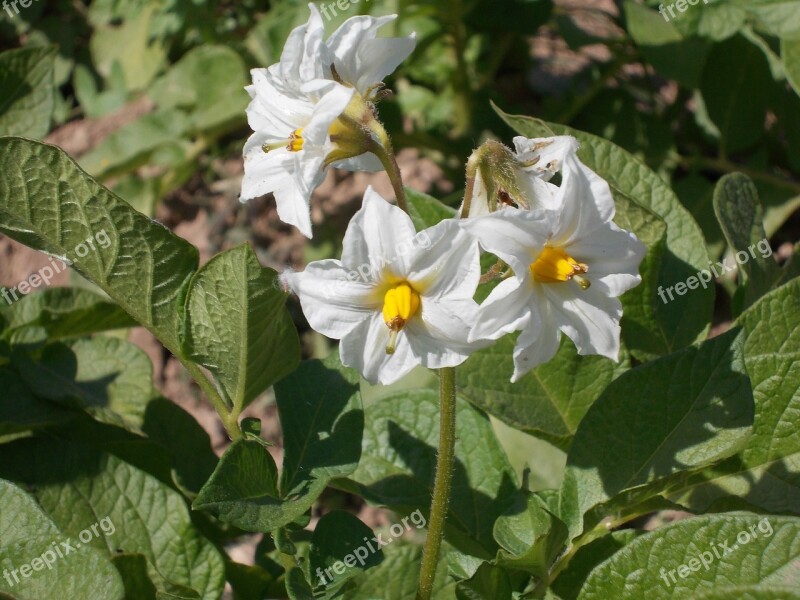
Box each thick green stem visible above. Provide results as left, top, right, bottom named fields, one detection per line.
left=416, top=367, right=457, bottom=600
left=369, top=135, right=409, bottom=213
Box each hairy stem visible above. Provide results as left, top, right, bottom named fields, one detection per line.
left=182, top=360, right=242, bottom=441
left=369, top=135, right=409, bottom=214
left=416, top=367, right=457, bottom=600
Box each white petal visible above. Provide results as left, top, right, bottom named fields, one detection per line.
left=406, top=299, right=481, bottom=369
left=326, top=14, right=415, bottom=95
left=340, top=312, right=419, bottom=385
left=542, top=283, right=622, bottom=361
left=405, top=220, right=481, bottom=300
left=330, top=152, right=383, bottom=173
left=567, top=222, right=646, bottom=297
left=511, top=300, right=561, bottom=382
left=301, top=81, right=354, bottom=146
left=279, top=4, right=330, bottom=86
left=460, top=209, right=551, bottom=275
left=550, top=151, right=616, bottom=246
left=246, top=69, right=309, bottom=134
left=469, top=277, right=532, bottom=343
left=285, top=260, right=378, bottom=338
left=340, top=187, right=417, bottom=279
left=458, top=168, right=492, bottom=217
left=513, top=135, right=579, bottom=182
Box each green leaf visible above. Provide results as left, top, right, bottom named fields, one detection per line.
left=148, top=46, right=248, bottom=133
left=667, top=279, right=800, bottom=515
left=492, top=492, right=568, bottom=578
left=559, top=328, right=754, bottom=540
left=0, top=479, right=125, bottom=599
left=712, top=173, right=782, bottom=313
left=693, top=586, right=800, bottom=600
left=0, top=46, right=56, bottom=138
left=343, top=389, right=518, bottom=557
left=183, top=244, right=299, bottom=411
left=13, top=336, right=155, bottom=432
left=0, top=287, right=135, bottom=341
left=195, top=353, right=363, bottom=532
left=782, top=36, right=800, bottom=97
left=275, top=352, right=363, bottom=515
left=577, top=514, right=800, bottom=599
left=493, top=104, right=714, bottom=355
left=455, top=563, right=513, bottom=600
left=0, top=440, right=225, bottom=599
left=550, top=530, right=640, bottom=600
left=286, top=568, right=315, bottom=600
left=112, top=553, right=201, bottom=600
left=78, top=110, right=191, bottom=179
left=405, top=187, right=456, bottom=231
left=697, top=3, right=748, bottom=41
left=0, top=137, right=199, bottom=354
left=0, top=366, right=75, bottom=434
left=738, top=0, right=800, bottom=37
left=458, top=336, right=627, bottom=449
left=700, top=35, right=775, bottom=153
left=309, top=511, right=383, bottom=594
left=342, top=545, right=457, bottom=599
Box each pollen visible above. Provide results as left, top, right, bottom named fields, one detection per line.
left=531, top=246, right=589, bottom=286
left=382, top=282, right=421, bottom=354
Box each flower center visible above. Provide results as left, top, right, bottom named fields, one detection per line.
left=261, top=128, right=304, bottom=153
left=530, top=246, right=590, bottom=289
left=382, top=282, right=421, bottom=354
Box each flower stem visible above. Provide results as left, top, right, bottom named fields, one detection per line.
left=368, top=133, right=409, bottom=214
left=416, top=366, right=457, bottom=600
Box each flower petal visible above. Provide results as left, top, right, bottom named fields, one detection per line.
left=406, top=300, right=480, bottom=369
left=511, top=300, right=561, bottom=382
left=340, top=311, right=419, bottom=385
left=469, top=276, right=532, bottom=343
left=279, top=4, right=330, bottom=86
left=340, top=187, right=418, bottom=278
left=460, top=209, right=551, bottom=275
left=542, top=282, right=622, bottom=361
left=567, top=222, right=646, bottom=297
left=284, top=259, right=378, bottom=339
left=300, top=81, right=355, bottom=146
left=405, top=220, right=481, bottom=300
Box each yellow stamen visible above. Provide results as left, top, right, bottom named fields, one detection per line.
left=382, top=282, right=421, bottom=354
left=261, top=128, right=305, bottom=154
left=530, top=246, right=589, bottom=287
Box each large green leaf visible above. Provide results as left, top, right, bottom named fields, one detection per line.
left=577, top=514, right=800, bottom=599
left=700, top=35, right=775, bottom=153
left=0, top=46, right=56, bottom=138
left=782, top=36, right=800, bottom=97
left=0, top=137, right=199, bottom=353
left=457, top=337, right=627, bottom=450
left=713, top=173, right=782, bottom=313
left=182, top=244, right=299, bottom=411
left=405, top=187, right=457, bottom=231
left=194, top=353, right=363, bottom=532
left=0, top=366, right=74, bottom=434
left=0, top=287, right=135, bottom=341
left=493, top=104, right=714, bottom=356
left=343, top=389, right=519, bottom=557
left=559, top=328, right=754, bottom=540
left=342, top=545, right=457, bottom=599
left=455, top=563, right=513, bottom=600
left=668, top=279, right=800, bottom=515
left=0, top=440, right=225, bottom=600
left=0, top=479, right=125, bottom=600
left=13, top=336, right=155, bottom=432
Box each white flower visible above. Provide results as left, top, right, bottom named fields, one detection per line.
left=462, top=135, right=585, bottom=217
left=283, top=187, right=483, bottom=385
left=240, top=5, right=416, bottom=238
left=462, top=150, right=646, bottom=382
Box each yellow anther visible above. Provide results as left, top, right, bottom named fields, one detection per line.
left=288, top=128, right=304, bottom=152
left=382, top=282, right=421, bottom=332
left=530, top=246, right=589, bottom=286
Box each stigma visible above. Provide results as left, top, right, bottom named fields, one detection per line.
left=262, top=128, right=304, bottom=153
left=530, top=246, right=590, bottom=289
left=382, top=282, right=421, bottom=354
